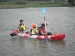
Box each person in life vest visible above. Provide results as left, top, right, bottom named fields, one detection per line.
left=38, top=23, right=47, bottom=35
left=30, top=24, right=39, bottom=35
left=18, top=19, right=28, bottom=32
left=39, top=23, right=52, bottom=35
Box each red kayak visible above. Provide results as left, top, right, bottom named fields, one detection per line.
left=10, top=29, right=65, bottom=40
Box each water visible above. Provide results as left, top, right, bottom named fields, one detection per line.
left=0, top=7, right=75, bottom=56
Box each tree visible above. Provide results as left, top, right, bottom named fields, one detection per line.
left=68, top=0, right=75, bottom=6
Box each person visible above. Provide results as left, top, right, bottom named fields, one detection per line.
left=30, top=24, right=39, bottom=35
left=38, top=23, right=52, bottom=35
left=18, top=19, right=28, bottom=32
left=38, top=23, right=47, bottom=35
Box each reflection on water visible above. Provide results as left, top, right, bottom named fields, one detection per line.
left=10, top=38, right=66, bottom=49
left=38, top=40, right=48, bottom=48
left=49, top=40, right=66, bottom=48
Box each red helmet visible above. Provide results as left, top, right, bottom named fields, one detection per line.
left=32, top=24, right=37, bottom=28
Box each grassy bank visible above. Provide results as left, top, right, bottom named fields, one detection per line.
left=0, top=2, right=68, bottom=8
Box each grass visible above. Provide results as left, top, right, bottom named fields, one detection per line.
left=0, top=2, right=68, bottom=8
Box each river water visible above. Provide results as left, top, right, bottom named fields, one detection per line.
left=0, top=7, right=75, bottom=56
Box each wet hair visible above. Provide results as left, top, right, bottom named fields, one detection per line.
left=20, top=19, right=24, bottom=22
left=41, top=23, right=45, bottom=27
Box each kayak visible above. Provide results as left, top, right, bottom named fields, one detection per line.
left=10, top=29, right=65, bottom=40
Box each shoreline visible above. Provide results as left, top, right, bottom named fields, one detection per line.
left=0, top=2, right=74, bottom=9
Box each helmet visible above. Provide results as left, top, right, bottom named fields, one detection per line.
left=32, top=24, right=37, bottom=28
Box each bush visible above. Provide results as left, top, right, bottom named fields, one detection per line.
left=16, top=2, right=26, bottom=5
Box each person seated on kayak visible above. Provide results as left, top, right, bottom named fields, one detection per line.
left=18, top=19, right=28, bottom=32
left=30, top=24, right=39, bottom=35
left=39, top=23, right=52, bottom=35
left=38, top=23, right=47, bottom=35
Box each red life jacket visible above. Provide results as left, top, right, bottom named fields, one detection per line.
left=39, top=27, right=47, bottom=34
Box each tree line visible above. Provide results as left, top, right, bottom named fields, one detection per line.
left=0, top=0, right=75, bottom=6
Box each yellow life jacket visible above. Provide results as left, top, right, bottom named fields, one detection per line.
left=19, top=25, right=28, bottom=31
left=31, top=28, right=38, bottom=34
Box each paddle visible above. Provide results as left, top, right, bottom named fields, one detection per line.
left=41, top=8, right=48, bottom=33
left=44, top=16, right=47, bottom=33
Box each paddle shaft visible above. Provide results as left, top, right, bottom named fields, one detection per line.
left=44, top=16, right=47, bottom=33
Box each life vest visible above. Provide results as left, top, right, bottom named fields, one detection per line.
left=19, top=24, right=28, bottom=31
left=39, top=27, right=47, bottom=34
left=31, top=28, right=38, bottom=34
